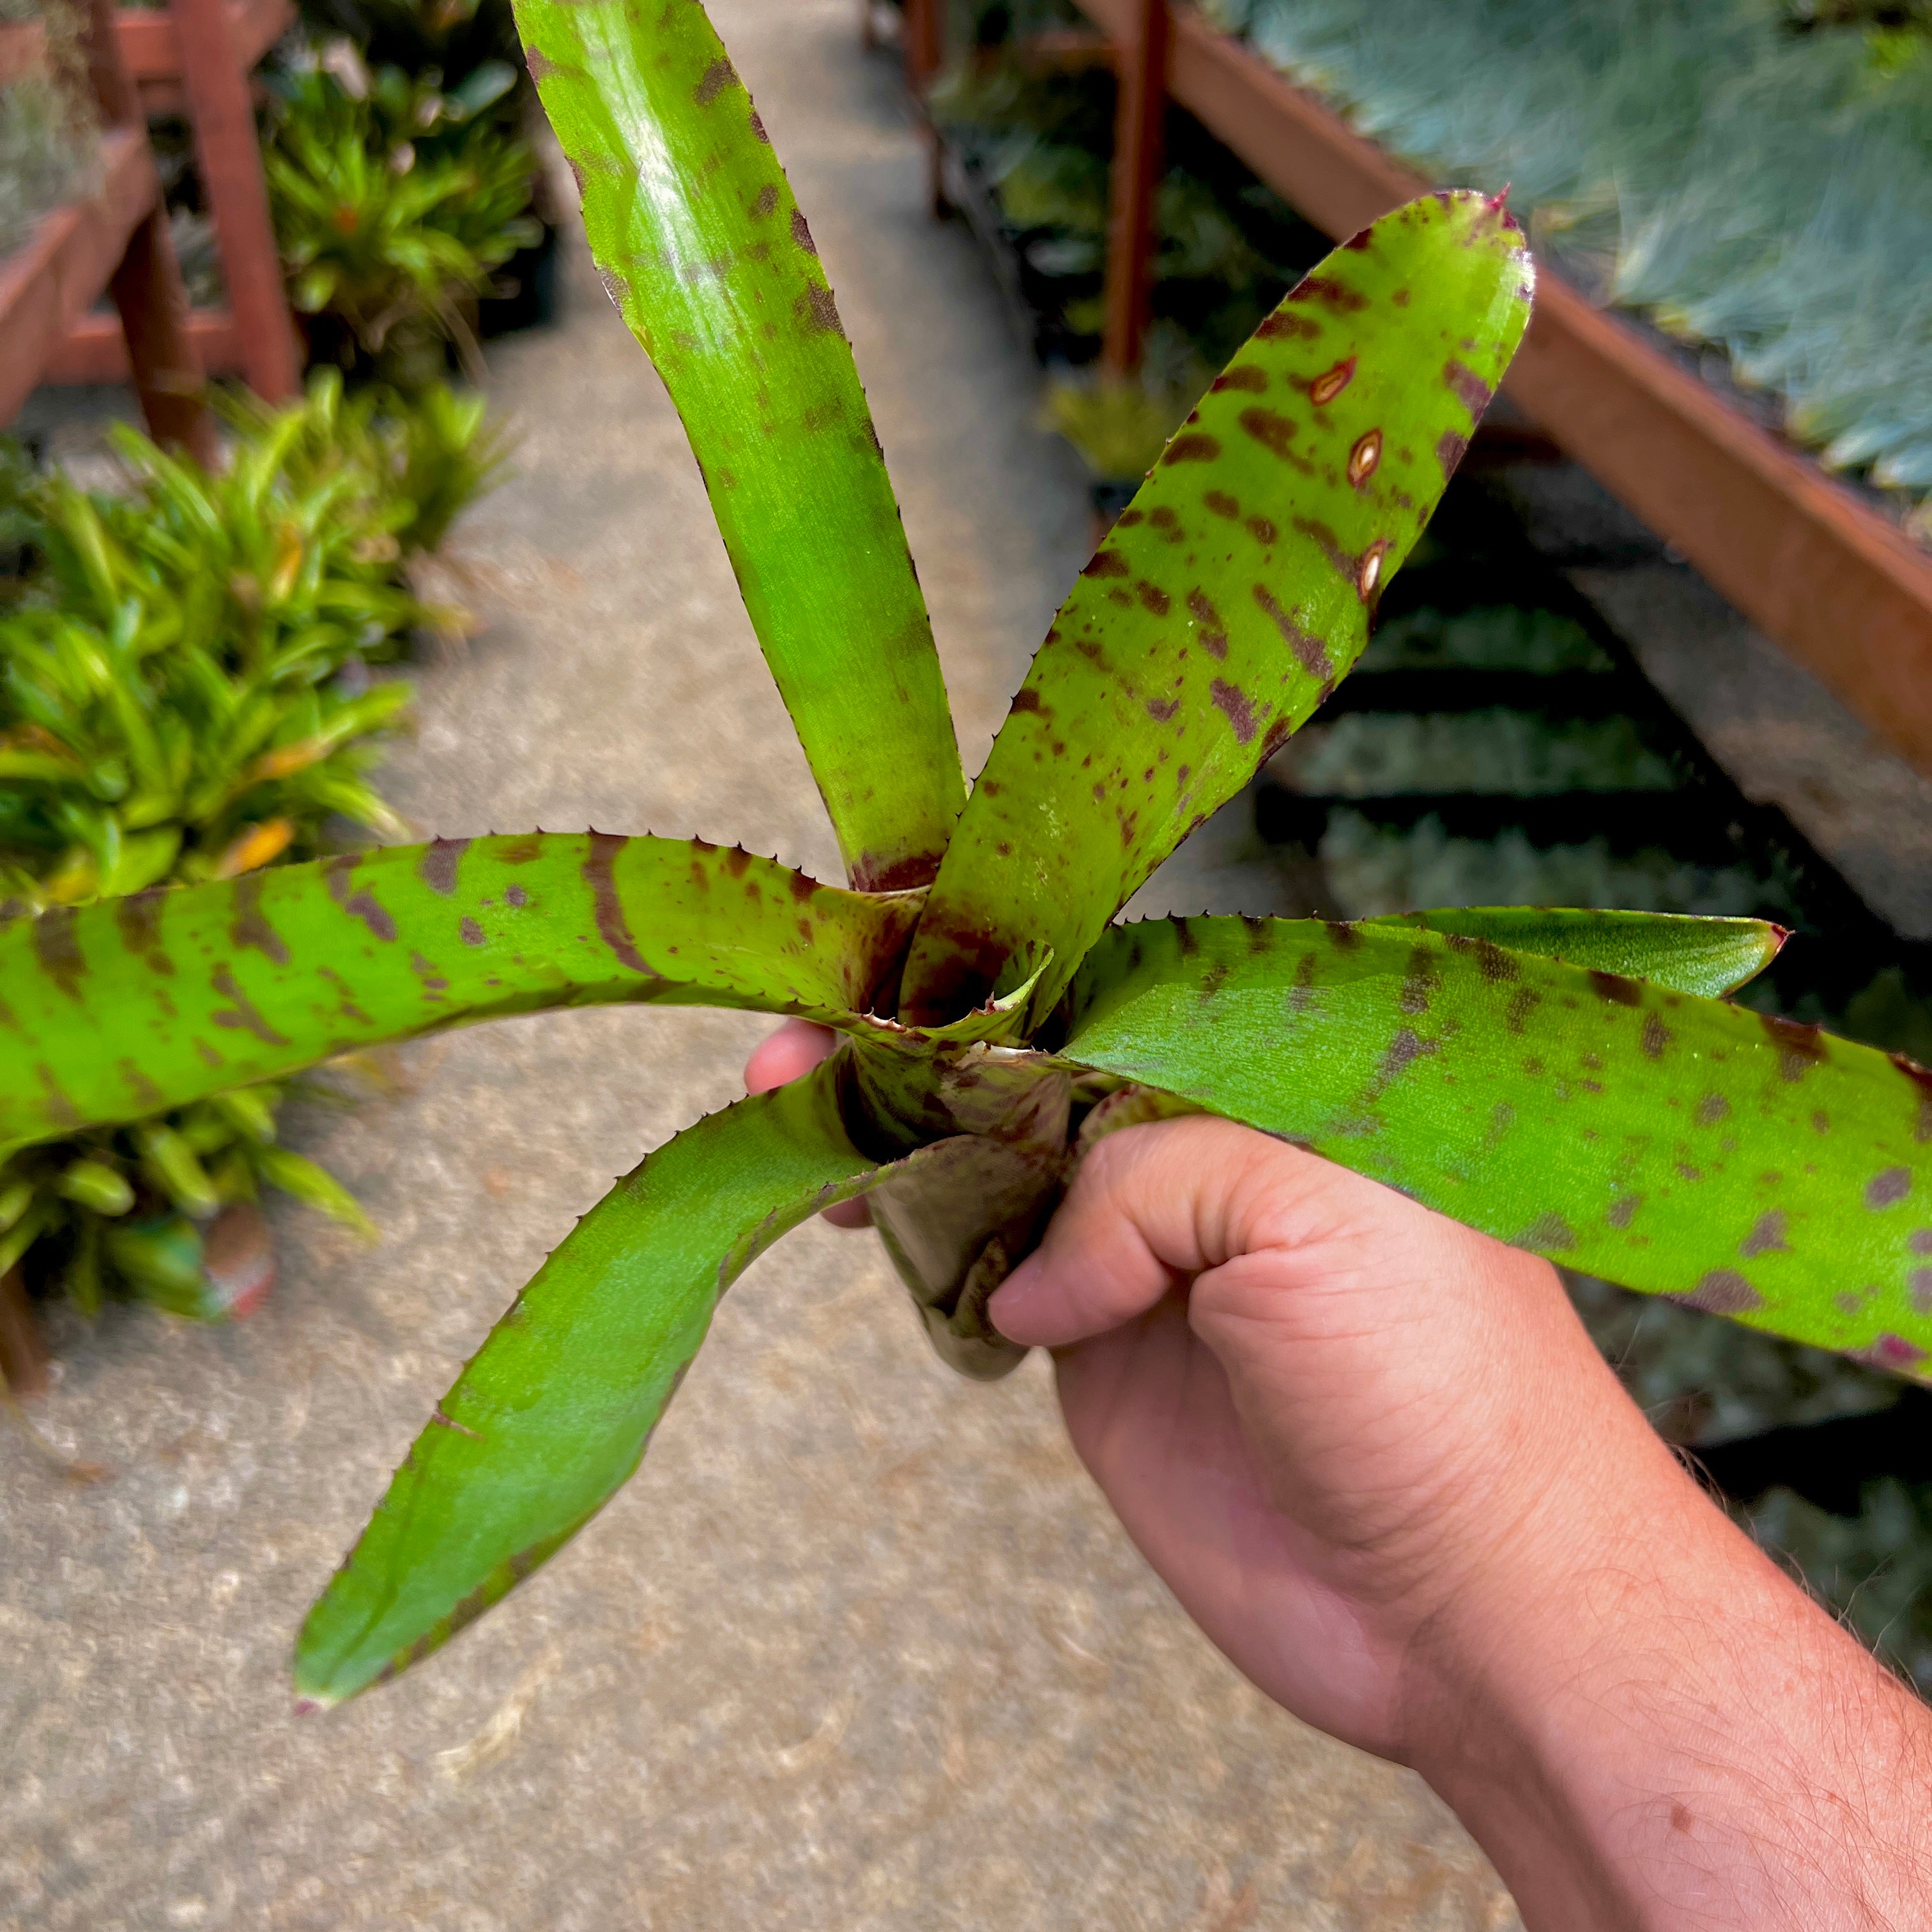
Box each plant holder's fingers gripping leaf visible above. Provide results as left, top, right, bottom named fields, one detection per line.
left=1057, top=915, right=1932, bottom=1376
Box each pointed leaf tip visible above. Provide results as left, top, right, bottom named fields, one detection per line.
left=516, top=0, right=964, bottom=887
left=1362, top=907, right=1787, bottom=1000
left=900, top=191, right=1533, bottom=1023
left=293, top=1062, right=885, bottom=1703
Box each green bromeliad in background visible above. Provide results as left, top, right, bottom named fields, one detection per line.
left=1, top=0, right=1927, bottom=1707
left=0, top=374, right=506, bottom=1317
left=265, top=50, right=544, bottom=388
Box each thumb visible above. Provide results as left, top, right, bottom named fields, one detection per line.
left=990, top=1116, right=1295, bottom=1347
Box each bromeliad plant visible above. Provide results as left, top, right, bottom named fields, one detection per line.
left=266, top=53, right=541, bottom=383
left=219, top=365, right=515, bottom=560
left=0, top=376, right=500, bottom=1319
left=0, top=400, right=425, bottom=916
left=3, top=0, right=1929, bottom=1706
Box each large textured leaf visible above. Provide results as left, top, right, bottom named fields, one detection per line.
left=0, top=834, right=920, bottom=1155
left=515, top=0, right=963, bottom=890
left=1055, top=916, right=1932, bottom=1377
left=1364, top=907, right=1785, bottom=999
left=296, top=1058, right=891, bottom=1705
left=898, top=192, right=1533, bottom=1022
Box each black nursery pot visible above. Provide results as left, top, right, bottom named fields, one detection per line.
left=1090, top=477, right=1139, bottom=544
left=479, top=220, right=563, bottom=340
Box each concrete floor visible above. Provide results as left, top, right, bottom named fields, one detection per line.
left=0, top=6, right=1517, bottom=1928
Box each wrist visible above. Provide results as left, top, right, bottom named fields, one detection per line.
left=1400, top=1435, right=1715, bottom=1927
left=1400, top=1421, right=1932, bottom=1929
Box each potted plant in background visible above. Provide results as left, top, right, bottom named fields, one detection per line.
left=1044, top=369, right=1199, bottom=537
left=264, top=41, right=544, bottom=387
left=0, top=372, right=508, bottom=1383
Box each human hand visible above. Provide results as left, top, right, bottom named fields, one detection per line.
left=985, top=1113, right=1650, bottom=1761
left=985, top=1115, right=1932, bottom=1930
left=743, top=1017, right=869, bottom=1227
left=742, top=1026, right=1932, bottom=1925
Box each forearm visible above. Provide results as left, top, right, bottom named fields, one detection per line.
left=1405, top=1438, right=1932, bottom=1929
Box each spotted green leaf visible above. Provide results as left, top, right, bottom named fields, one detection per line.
left=293, top=1052, right=999, bottom=1703
left=514, top=0, right=963, bottom=890
left=898, top=193, right=1532, bottom=1022
left=1363, top=907, right=1786, bottom=999
left=0, top=834, right=921, bottom=1156
left=1057, top=916, right=1932, bottom=1378
left=295, top=1056, right=881, bottom=1704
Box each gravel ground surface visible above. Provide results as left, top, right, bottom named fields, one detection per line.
left=0, top=6, right=1518, bottom=1928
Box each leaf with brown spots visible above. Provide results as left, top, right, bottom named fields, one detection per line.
left=514, top=0, right=962, bottom=890
left=1057, top=916, right=1932, bottom=1371
left=1362, top=906, right=1786, bottom=999
left=294, top=1055, right=933, bottom=1705
left=898, top=194, right=1531, bottom=1023
left=0, top=835, right=923, bottom=1156
left=171, top=42, right=1914, bottom=1722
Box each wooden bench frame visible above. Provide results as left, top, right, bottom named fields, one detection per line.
left=1, top=0, right=299, bottom=406
left=900, top=0, right=1932, bottom=776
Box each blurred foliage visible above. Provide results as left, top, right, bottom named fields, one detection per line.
left=1208, top=0, right=1932, bottom=534
left=265, top=45, right=540, bottom=387
left=220, top=361, right=514, bottom=557
left=930, top=51, right=1319, bottom=372
left=0, top=373, right=503, bottom=1319
left=1361, top=602, right=1613, bottom=674
left=1286, top=709, right=1681, bottom=797
left=1289, top=602, right=1804, bottom=921
left=1844, top=964, right=1932, bottom=1066
left=1784, top=0, right=1932, bottom=34
left=296, top=0, right=523, bottom=86
left=956, top=0, right=1087, bottom=43
left=1746, top=1480, right=1932, bottom=1690
left=1567, top=1270, right=1904, bottom=1446
left=1042, top=376, right=1196, bottom=482
left=1318, top=808, right=1809, bottom=924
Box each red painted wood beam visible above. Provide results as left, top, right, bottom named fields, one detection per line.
left=1100, top=0, right=1168, bottom=378
left=47, top=305, right=247, bottom=384
left=169, top=0, right=302, bottom=401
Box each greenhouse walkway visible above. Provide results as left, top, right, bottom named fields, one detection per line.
left=0, top=5, right=1518, bottom=1928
